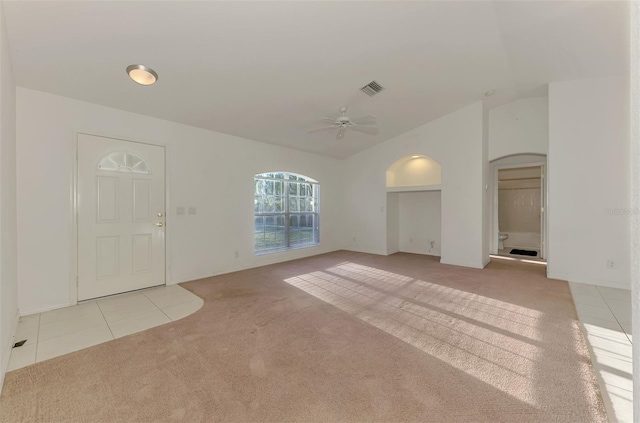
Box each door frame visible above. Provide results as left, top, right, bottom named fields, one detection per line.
left=491, top=159, right=547, bottom=260
left=70, top=131, right=171, bottom=305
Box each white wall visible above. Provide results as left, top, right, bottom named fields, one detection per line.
left=630, top=2, right=639, bottom=415
left=398, top=191, right=441, bottom=256
left=343, top=102, right=486, bottom=268
left=0, top=2, right=17, bottom=391
left=16, top=88, right=344, bottom=314
left=548, top=76, right=630, bottom=288
left=487, top=96, right=548, bottom=257
left=489, top=97, right=548, bottom=161
left=386, top=193, right=399, bottom=254
left=482, top=106, right=490, bottom=263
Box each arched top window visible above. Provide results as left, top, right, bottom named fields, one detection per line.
left=254, top=172, right=320, bottom=254
left=97, top=151, right=150, bottom=174
left=255, top=172, right=318, bottom=183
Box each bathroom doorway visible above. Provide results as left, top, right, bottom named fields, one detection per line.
left=490, top=155, right=547, bottom=262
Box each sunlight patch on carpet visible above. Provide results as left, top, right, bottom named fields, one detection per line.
left=284, top=261, right=590, bottom=409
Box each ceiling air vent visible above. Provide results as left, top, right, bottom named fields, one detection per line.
left=360, top=80, right=385, bottom=97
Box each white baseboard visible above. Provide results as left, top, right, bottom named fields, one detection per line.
left=172, top=263, right=339, bottom=286
left=397, top=249, right=441, bottom=257
left=439, top=258, right=486, bottom=269
left=170, top=247, right=410, bottom=285
left=343, top=247, right=388, bottom=256
left=19, top=300, right=74, bottom=316
left=0, top=308, right=20, bottom=395
left=170, top=272, right=219, bottom=285
left=546, top=272, right=568, bottom=282
left=567, top=277, right=631, bottom=290
left=546, top=272, right=629, bottom=290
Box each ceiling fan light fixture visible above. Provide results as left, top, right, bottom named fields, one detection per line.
left=126, top=64, right=158, bottom=86
left=412, top=155, right=421, bottom=159
left=308, top=106, right=379, bottom=139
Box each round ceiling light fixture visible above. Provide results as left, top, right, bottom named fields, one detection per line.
left=126, top=64, right=158, bottom=86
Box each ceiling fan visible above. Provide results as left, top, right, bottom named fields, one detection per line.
left=308, top=106, right=379, bottom=139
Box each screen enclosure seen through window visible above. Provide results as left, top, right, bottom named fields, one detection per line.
left=254, top=172, right=319, bottom=254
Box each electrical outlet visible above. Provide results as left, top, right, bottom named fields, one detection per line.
left=607, top=260, right=616, bottom=269
left=188, top=206, right=196, bottom=215
left=176, top=206, right=185, bottom=215
left=353, top=236, right=356, bottom=243
left=234, top=250, right=239, bottom=258
left=409, top=237, right=413, bottom=243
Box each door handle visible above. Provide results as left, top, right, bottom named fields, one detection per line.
left=155, top=222, right=164, bottom=227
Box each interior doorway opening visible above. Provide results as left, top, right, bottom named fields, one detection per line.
left=490, top=154, right=547, bottom=263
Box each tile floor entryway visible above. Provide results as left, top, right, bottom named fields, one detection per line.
left=7, top=285, right=203, bottom=372
left=569, top=282, right=632, bottom=423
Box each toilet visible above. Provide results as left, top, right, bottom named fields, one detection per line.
left=498, top=233, right=509, bottom=250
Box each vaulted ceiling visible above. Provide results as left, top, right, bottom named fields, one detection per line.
left=3, top=1, right=629, bottom=158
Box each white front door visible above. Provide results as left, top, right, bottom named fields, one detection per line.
left=77, top=134, right=166, bottom=301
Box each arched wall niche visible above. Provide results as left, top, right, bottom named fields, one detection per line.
left=386, top=155, right=441, bottom=188
left=385, top=154, right=443, bottom=258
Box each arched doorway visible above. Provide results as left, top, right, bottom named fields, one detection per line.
left=490, top=154, right=547, bottom=261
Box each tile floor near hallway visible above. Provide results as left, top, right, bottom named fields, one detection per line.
left=569, top=282, right=632, bottom=423
left=7, top=285, right=203, bottom=372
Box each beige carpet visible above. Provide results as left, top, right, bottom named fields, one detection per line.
left=0, top=251, right=606, bottom=422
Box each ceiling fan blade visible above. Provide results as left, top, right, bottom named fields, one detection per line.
left=320, top=117, right=337, bottom=123
left=352, top=115, right=377, bottom=125
left=308, top=126, right=337, bottom=133
left=351, top=125, right=379, bottom=135
left=337, top=126, right=346, bottom=139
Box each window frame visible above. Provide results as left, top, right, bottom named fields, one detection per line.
left=254, top=172, right=320, bottom=255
